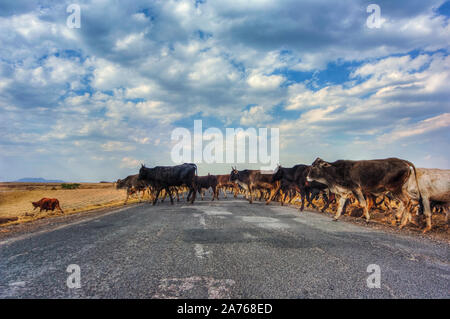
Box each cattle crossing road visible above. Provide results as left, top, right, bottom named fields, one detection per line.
left=0, top=196, right=448, bottom=298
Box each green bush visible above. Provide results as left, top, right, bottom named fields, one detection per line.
left=61, top=183, right=81, bottom=190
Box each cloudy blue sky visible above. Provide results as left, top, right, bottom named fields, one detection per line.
left=0, top=0, right=449, bottom=182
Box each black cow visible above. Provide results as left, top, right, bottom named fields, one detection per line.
left=138, top=163, right=197, bottom=205
left=194, top=174, right=219, bottom=201
left=116, top=174, right=150, bottom=204
left=306, top=157, right=423, bottom=223
left=271, top=164, right=331, bottom=211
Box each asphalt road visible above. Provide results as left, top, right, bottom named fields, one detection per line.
left=0, top=195, right=449, bottom=298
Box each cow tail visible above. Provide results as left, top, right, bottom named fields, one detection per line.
left=405, top=160, right=424, bottom=214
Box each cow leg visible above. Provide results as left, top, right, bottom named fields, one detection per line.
left=333, top=195, right=349, bottom=221
left=248, top=185, right=253, bottom=204
left=283, top=191, right=289, bottom=206
left=176, top=189, right=180, bottom=202
left=299, top=189, right=306, bottom=211
left=265, top=188, right=273, bottom=205
left=306, top=189, right=316, bottom=209
left=266, top=183, right=279, bottom=205
left=56, top=204, right=64, bottom=214
left=354, top=189, right=370, bottom=222
left=320, top=192, right=329, bottom=212
left=186, top=189, right=192, bottom=202
left=375, top=196, right=385, bottom=208
left=153, top=188, right=162, bottom=205
left=398, top=203, right=411, bottom=229
left=421, top=196, right=432, bottom=233
left=124, top=189, right=130, bottom=205
left=188, top=182, right=196, bottom=204
left=222, top=187, right=227, bottom=199
left=215, top=186, right=219, bottom=200
left=274, top=189, right=282, bottom=205
left=190, top=186, right=196, bottom=204
left=395, top=192, right=413, bottom=229
left=165, top=187, right=174, bottom=204
left=211, top=186, right=216, bottom=201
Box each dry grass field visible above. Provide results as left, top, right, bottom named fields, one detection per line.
left=0, top=182, right=136, bottom=227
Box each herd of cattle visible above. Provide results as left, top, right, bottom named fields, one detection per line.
left=113, top=157, right=449, bottom=233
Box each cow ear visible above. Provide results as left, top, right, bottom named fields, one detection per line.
left=312, top=157, right=323, bottom=166
left=321, top=161, right=331, bottom=167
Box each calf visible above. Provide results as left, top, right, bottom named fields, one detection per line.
left=216, top=174, right=239, bottom=198
left=116, top=174, right=149, bottom=204
left=32, top=198, right=64, bottom=214
left=229, top=167, right=280, bottom=204
left=194, top=174, right=219, bottom=201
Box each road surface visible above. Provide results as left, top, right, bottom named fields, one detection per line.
left=0, top=196, right=449, bottom=298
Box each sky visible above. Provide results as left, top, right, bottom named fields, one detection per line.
left=0, top=0, right=449, bottom=182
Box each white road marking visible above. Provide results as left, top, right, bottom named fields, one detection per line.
left=9, top=281, right=25, bottom=287
left=194, top=244, right=211, bottom=259
left=193, top=213, right=206, bottom=228
left=243, top=232, right=258, bottom=239
left=199, top=215, right=206, bottom=227
left=153, top=276, right=235, bottom=299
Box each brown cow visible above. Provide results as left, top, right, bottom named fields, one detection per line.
left=306, top=157, right=422, bottom=224
left=230, top=167, right=280, bottom=204
left=32, top=198, right=64, bottom=214
left=216, top=174, right=239, bottom=199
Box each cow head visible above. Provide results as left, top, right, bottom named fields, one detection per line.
left=271, top=164, right=284, bottom=182
left=307, top=158, right=332, bottom=184
left=31, top=201, right=39, bottom=208
left=138, top=164, right=148, bottom=181
left=115, top=178, right=125, bottom=189
left=229, top=167, right=239, bottom=182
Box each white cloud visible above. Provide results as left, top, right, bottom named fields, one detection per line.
left=120, top=157, right=142, bottom=169
left=247, top=72, right=284, bottom=90
left=380, top=113, right=450, bottom=142
left=101, top=141, right=135, bottom=152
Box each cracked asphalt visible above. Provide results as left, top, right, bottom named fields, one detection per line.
left=0, top=195, right=448, bottom=298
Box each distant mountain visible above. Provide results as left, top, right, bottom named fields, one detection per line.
left=13, top=177, right=65, bottom=183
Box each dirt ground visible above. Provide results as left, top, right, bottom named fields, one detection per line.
left=0, top=182, right=136, bottom=227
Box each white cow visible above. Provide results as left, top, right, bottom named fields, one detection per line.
left=402, top=168, right=450, bottom=232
